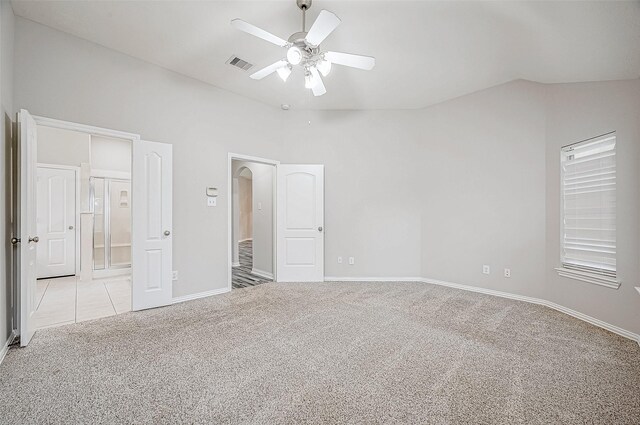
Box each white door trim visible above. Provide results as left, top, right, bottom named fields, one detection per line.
left=227, top=153, right=280, bottom=292
left=37, top=163, right=81, bottom=276
left=32, top=115, right=140, bottom=142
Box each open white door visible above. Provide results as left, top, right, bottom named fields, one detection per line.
left=132, top=140, right=173, bottom=310
left=276, top=165, right=324, bottom=282
left=17, top=109, right=38, bottom=346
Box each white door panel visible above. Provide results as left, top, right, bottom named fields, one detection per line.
left=132, top=140, right=172, bottom=310
left=18, top=109, right=38, bottom=346
left=277, top=165, right=324, bottom=282
left=37, top=167, right=76, bottom=278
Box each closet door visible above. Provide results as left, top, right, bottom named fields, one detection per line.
left=132, top=140, right=173, bottom=310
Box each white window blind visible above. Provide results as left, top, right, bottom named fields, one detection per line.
left=561, top=133, right=616, bottom=278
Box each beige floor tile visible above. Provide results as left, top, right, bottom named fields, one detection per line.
left=76, top=281, right=116, bottom=322
left=105, top=279, right=132, bottom=314
left=35, top=280, right=49, bottom=309
left=34, top=274, right=133, bottom=329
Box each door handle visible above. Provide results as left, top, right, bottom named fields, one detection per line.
left=164, top=230, right=171, bottom=236
left=28, top=236, right=39, bottom=243
left=318, top=226, right=323, bottom=232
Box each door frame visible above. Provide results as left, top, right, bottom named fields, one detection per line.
left=36, top=163, right=81, bottom=277
left=227, top=153, right=279, bottom=291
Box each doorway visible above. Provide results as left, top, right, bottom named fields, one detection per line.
left=33, top=126, right=133, bottom=329
left=230, top=159, right=275, bottom=289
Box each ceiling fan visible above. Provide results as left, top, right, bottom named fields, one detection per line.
left=231, top=0, right=375, bottom=97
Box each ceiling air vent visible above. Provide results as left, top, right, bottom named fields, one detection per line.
left=227, top=55, right=253, bottom=71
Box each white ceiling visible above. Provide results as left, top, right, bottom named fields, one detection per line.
left=11, top=0, right=640, bottom=110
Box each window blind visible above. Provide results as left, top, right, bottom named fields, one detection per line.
left=561, top=133, right=616, bottom=277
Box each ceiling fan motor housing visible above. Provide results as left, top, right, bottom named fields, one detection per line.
left=296, top=0, right=312, bottom=11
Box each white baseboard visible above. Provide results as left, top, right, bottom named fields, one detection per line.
left=324, top=276, right=640, bottom=345
left=325, top=276, right=423, bottom=282
left=251, top=268, right=274, bottom=280
left=172, top=287, right=230, bottom=305
left=0, top=331, right=16, bottom=366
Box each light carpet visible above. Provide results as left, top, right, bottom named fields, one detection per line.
left=1, top=281, right=639, bottom=424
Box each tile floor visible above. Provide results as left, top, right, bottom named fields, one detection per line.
left=34, top=275, right=132, bottom=329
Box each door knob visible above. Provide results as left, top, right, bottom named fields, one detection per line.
left=164, top=230, right=171, bottom=236
left=69, top=226, right=74, bottom=230
left=10, top=237, right=20, bottom=245
left=29, top=236, right=39, bottom=243
left=318, top=226, right=323, bottom=232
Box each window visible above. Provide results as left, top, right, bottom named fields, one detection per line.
left=557, top=133, right=619, bottom=289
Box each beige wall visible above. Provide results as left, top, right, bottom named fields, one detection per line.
left=238, top=174, right=252, bottom=241
left=37, top=125, right=90, bottom=166
left=545, top=79, right=640, bottom=335
left=91, top=135, right=130, bottom=172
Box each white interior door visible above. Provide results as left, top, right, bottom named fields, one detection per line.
left=277, top=164, right=324, bottom=282
left=18, top=109, right=38, bottom=346
left=36, top=167, right=76, bottom=279
left=132, top=140, right=173, bottom=310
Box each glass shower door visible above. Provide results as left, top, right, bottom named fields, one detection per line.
left=109, top=179, right=131, bottom=268
left=91, top=177, right=131, bottom=272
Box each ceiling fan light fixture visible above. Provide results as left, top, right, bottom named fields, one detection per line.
left=286, top=46, right=303, bottom=65
left=317, top=58, right=331, bottom=77
left=276, top=65, right=292, bottom=81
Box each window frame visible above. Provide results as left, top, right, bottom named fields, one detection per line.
left=556, top=132, right=620, bottom=290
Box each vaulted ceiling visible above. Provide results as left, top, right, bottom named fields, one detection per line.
left=11, top=0, right=640, bottom=110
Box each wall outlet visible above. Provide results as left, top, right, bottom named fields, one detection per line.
left=349, top=257, right=355, bottom=265
left=172, top=271, right=178, bottom=280
left=504, top=268, right=511, bottom=278
left=337, top=256, right=343, bottom=264
left=483, top=265, right=490, bottom=275
left=207, top=197, right=216, bottom=207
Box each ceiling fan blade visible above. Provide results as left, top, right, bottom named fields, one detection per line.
left=305, top=10, right=341, bottom=46
left=310, top=67, right=327, bottom=96
left=325, top=51, right=375, bottom=71
left=250, top=60, right=288, bottom=80
left=231, top=19, right=288, bottom=47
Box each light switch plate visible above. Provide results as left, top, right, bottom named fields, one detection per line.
left=337, top=256, right=343, bottom=264
left=349, top=257, right=355, bottom=265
